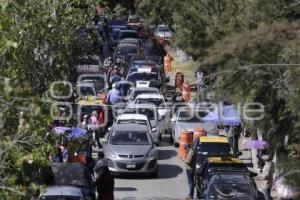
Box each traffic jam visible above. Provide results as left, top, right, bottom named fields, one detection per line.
left=38, top=6, right=268, bottom=200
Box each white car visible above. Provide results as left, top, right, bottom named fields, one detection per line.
left=38, top=186, right=84, bottom=200
left=171, top=107, right=219, bottom=147
left=123, top=104, right=167, bottom=143
left=134, top=94, right=167, bottom=118
left=127, top=87, right=160, bottom=104
left=154, top=25, right=173, bottom=41
left=115, top=113, right=159, bottom=144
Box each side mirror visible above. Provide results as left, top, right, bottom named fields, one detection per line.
left=250, top=171, right=257, bottom=178
left=107, top=126, right=112, bottom=132
left=100, top=138, right=108, bottom=145
left=236, top=151, right=243, bottom=156
left=152, top=128, right=157, bottom=132
left=170, top=117, right=176, bottom=123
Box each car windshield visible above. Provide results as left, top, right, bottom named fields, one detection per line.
left=117, top=45, right=138, bottom=55
left=110, top=131, right=150, bottom=145
left=78, top=86, right=95, bottom=96
left=131, top=90, right=158, bottom=100
left=39, top=196, right=82, bottom=200
left=81, top=78, right=105, bottom=91
left=158, top=27, right=170, bottom=32
left=207, top=182, right=253, bottom=200
left=135, top=98, right=165, bottom=108
left=117, top=119, right=147, bottom=126
left=178, top=110, right=208, bottom=122
left=206, top=163, right=248, bottom=176
left=197, top=142, right=231, bottom=157
left=127, top=73, right=158, bottom=82
left=119, top=32, right=139, bottom=39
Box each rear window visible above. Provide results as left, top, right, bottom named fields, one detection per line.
left=117, top=45, right=138, bottom=55
left=197, top=142, right=231, bottom=157
left=119, top=31, right=139, bottom=39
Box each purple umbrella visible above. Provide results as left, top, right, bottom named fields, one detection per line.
left=53, top=127, right=71, bottom=134
left=243, top=140, right=269, bottom=150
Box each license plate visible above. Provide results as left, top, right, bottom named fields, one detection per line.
left=126, top=164, right=136, bottom=169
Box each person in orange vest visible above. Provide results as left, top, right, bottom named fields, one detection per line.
left=164, top=53, right=173, bottom=72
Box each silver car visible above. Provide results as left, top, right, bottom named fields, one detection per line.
left=38, top=186, right=85, bottom=200
left=171, top=107, right=219, bottom=147
left=102, top=124, right=158, bottom=177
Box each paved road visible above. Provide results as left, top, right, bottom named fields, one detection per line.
left=114, top=135, right=189, bottom=200
left=99, top=31, right=188, bottom=199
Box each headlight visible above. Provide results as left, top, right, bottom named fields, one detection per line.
left=147, top=148, right=157, bottom=158
left=106, top=152, right=117, bottom=158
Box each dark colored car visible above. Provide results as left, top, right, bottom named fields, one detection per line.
left=112, top=29, right=139, bottom=50
left=113, top=43, right=140, bottom=64
left=51, top=163, right=95, bottom=199
left=204, top=173, right=263, bottom=200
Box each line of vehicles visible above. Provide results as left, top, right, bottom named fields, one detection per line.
left=38, top=14, right=175, bottom=200
left=39, top=13, right=264, bottom=200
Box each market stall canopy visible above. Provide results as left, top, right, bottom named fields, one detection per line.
left=202, top=105, right=241, bottom=126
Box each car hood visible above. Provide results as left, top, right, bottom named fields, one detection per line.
left=105, top=144, right=152, bottom=157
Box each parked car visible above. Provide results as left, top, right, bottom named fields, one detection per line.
left=154, top=24, right=173, bottom=41
left=38, top=186, right=85, bottom=200
left=50, top=163, right=95, bottom=199
left=113, top=43, right=140, bottom=64
left=195, top=157, right=250, bottom=198
left=170, top=107, right=218, bottom=146
left=123, top=103, right=167, bottom=143
left=112, top=29, right=139, bottom=50
left=134, top=94, right=167, bottom=119
left=127, top=87, right=159, bottom=104
left=102, top=124, right=158, bottom=177
left=114, top=113, right=158, bottom=144
left=204, top=173, right=263, bottom=200
left=119, top=38, right=143, bottom=52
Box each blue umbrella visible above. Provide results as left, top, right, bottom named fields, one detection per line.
left=68, top=128, right=87, bottom=138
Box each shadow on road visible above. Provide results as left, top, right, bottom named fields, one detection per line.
left=157, top=149, right=177, bottom=160
left=158, top=164, right=184, bottom=179
left=158, top=134, right=173, bottom=147
left=114, top=187, right=137, bottom=192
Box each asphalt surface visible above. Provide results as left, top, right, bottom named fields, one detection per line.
left=113, top=135, right=189, bottom=200
left=98, top=33, right=189, bottom=199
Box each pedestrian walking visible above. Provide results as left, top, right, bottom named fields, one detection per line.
left=94, top=151, right=108, bottom=176
left=95, top=166, right=114, bottom=200
left=106, top=83, right=121, bottom=105
left=184, top=143, right=196, bottom=200
left=164, top=54, right=173, bottom=72
left=257, top=154, right=274, bottom=200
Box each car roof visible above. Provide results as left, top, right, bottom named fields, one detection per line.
left=76, top=82, right=95, bottom=87
left=113, top=124, right=148, bottom=132
left=126, top=103, right=157, bottom=110
left=117, top=43, right=138, bottom=48
left=40, top=186, right=82, bottom=197
left=119, top=29, right=138, bottom=33
left=199, top=136, right=229, bottom=143
left=117, top=113, right=148, bottom=120
left=207, top=157, right=244, bottom=164
left=135, top=93, right=164, bottom=99
left=120, top=38, right=139, bottom=43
